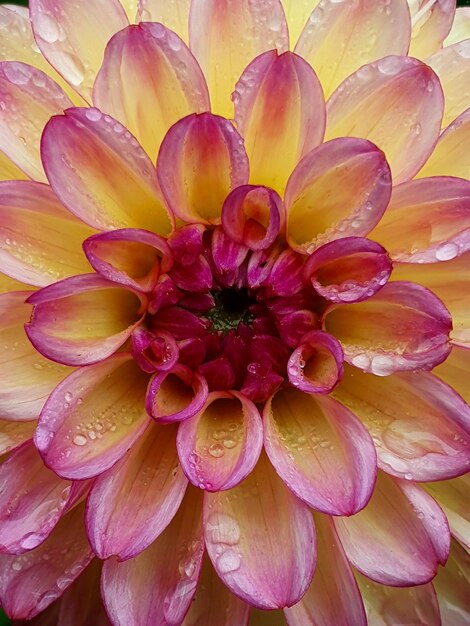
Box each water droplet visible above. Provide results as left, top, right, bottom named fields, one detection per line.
left=217, top=549, right=241, bottom=574
left=435, top=242, right=458, bottom=261
left=85, top=107, right=102, bottom=122
left=64, top=391, right=73, bottom=402
left=72, top=434, right=87, bottom=446
left=34, top=12, right=60, bottom=43
left=377, top=57, right=402, bottom=76
left=208, top=443, right=225, bottom=458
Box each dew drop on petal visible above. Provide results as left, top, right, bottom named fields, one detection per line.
left=72, top=434, right=87, bottom=447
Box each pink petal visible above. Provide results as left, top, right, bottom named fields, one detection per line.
left=425, top=475, right=470, bottom=551
left=0, top=180, right=94, bottom=286
left=157, top=112, right=249, bottom=224
left=304, top=237, right=392, bottom=303
left=295, top=0, right=411, bottom=98
left=131, top=328, right=179, bottom=373
left=233, top=50, right=325, bottom=195
left=264, top=388, right=376, bottom=515
left=189, top=0, right=288, bottom=117
left=177, top=391, right=263, bottom=491
left=325, top=56, right=444, bottom=183
left=285, top=138, right=391, bottom=253
left=151, top=305, right=210, bottom=340
left=0, top=420, right=35, bottom=456
left=146, top=365, right=209, bottom=423
left=26, top=274, right=144, bottom=367
left=41, top=107, right=172, bottom=234
left=86, top=423, right=188, bottom=560
left=409, top=0, right=455, bottom=58
left=285, top=513, right=366, bottom=626
left=30, top=0, right=129, bottom=101
left=0, top=61, right=73, bottom=181
left=0, top=502, right=93, bottom=620
left=334, top=364, right=470, bottom=481
left=94, top=23, right=210, bottom=162
left=370, top=176, right=470, bottom=262
left=34, top=354, right=151, bottom=479
left=181, top=553, right=249, bottom=626
left=269, top=249, right=304, bottom=297
left=204, top=452, right=316, bottom=609
left=355, top=571, right=441, bottom=626
left=0, top=291, right=70, bottom=421
left=83, top=228, right=172, bottom=292
left=334, top=471, right=450, bottom=586
left=434, top=538, right=470, bottom=626
left=324, top=281, right=452, bottom=374
left=287, top=331, right=344, bottom=394
left=102, top=486, right=204, bottom=626
left=137, top=0, right=191, bottom=42
left=221, top=185, right=285, bottom=251
left=211, top=227, right=249, bottom=276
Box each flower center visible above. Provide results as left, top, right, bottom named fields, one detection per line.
left=206, top=288, right=255, bottom=333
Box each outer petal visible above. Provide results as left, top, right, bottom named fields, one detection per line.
left=146, top=366, right=208, bottom=423
left=425, top=475, right=470, bottom=550
left=285, top=138, right=391, bottom=253
left=295, top=0, right=411, bottom=98
left=177, top=391, right=263, bottom=492
left=0, top=272, right=28, bottom=294
left=433, top=538, right=470, bottom=626
left=427, top=40, right=470, bottom=127
left=102, top=487, right=204, bottom=626
left=157, top=113, right=249, bottom=224
left=30, top=0, right=129, bottom=101
left=334, top=364, right=470, bottom=481
left=434, top=344, right=470, bottom=404
left=325, top=56, right=444, bottom=183
left=0, top=151, right=27, bottom=182
left=204, top=452, right=316, bottom=609
left=323, top=281, right=452, bottom=374
left=281, top=0, right=320, bottom=48
left=26, top=275, right=143, bottom=366
left=0, top=62, right=73, bottom=182
left=0, top=420, right=35, bottom=456
left=284, top=513, right=366, bottom=626
left=42, top=107, right=172, bottom=234
left=0, top=503, right=93, bottom=620
left=370, top=176, right=470, bottom=262
left=409, top=0, right=455, bottom=58
left=417, top=107, right=470, bottom=179
left=137, top=0, right=191, bottom=42
left=0, top=180, right=93, bottom=286
left=0, top=441, right=72, bottom=554
left=233, top=51, right=325, bottom=195
left=445, top=7, right=470, bottom=46
left=0, top=291, right=70, bottom=421
left=334, top=471, right=450, bottom=586
left=34, top=354, right=151, bottom=480
left=392, top=252, right=470, bottom=347
left=264, top=388, right=376, bottom=515
left=86, top=423, right=188, bottom=560
left=94, top=23, right=210, bottom=162
left=355, top=571, right=441, bottom=626
left=189, top=0, right=289, bottom=118
left=182, top=554, right=250, bottom=626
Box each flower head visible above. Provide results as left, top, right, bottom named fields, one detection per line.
left=0, top=0, right=469, bottom=624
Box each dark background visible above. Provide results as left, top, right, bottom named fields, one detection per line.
left=0, top=0, right=469, bottom=624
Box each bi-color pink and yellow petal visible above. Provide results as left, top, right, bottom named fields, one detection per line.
left=137, top=0, right=191, bottom=42
left=445, top=7, right=470, bottom=46
left=0, top=420, right=35, bottom=457
left=433, top=538, right=470, bottom=625
left=408, top=0, right=455, bottom=58
left=425, top=475, right=470, bottom=550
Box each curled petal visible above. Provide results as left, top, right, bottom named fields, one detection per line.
left=83, top=228, right=172, bottom=292
left=221, top=185, right=285, bottom=251
left=0, top=291, right=69, bottom=421
left=42, top=107, right=172, bottom=234
left=102, top=487, right=204, bottom=626
left=170, top=255, right=212, bottom=293
left=93, top=22, right=210, bottom=161
left=233, top=51, right=325, bottom=195
left=0, top=420, right=35, bottom=457
left=247, top=245, right=283, bottom=289
left=295, top=0, right=411, bottom=98
left=152, top=306, right=210, bottom=340
left=145, top=365, right=208, bottom=423
left=409, top=0, right=455, bottom=58
left=86, top=423, right=188, bottom=560
left=157, top=113, right=249, bottom=224
left=334, top=364, right=470, bottom=481
left=285, top=513, right=366, bottom=626
left=35, top=354, right=151, bottom=480
left=326, top=56, right=444, bottom=183
left=264, top=388, right=376, bottom=515
left=270, top=249, right=304, bottom=297
left=425, top=475, right=470, bottom=550
left=30, top=0, right=129, bottom=100
left=287, top=331, right=343, bottom=394
left=0, top=180, right=94, bottom=287
left=26, top=274, right=144, bottom=367
left=189, top=0, right=289, bottom=117
left=211, top=227, right=249, bottom=276
left=204, top=452, right=316, bottom=609
left=177, top=391, right=263, bottom=491
left=304, top=237, right=392, bottom=303
left=324, top=281, right=452, bottom=374
left=285, top=138, right=391, bottom=253
left=434, top=538, right=470, bottom=626
left=0, top=61, right=73, bottom=181
left=131, top=328, right=179, bottom=373
left=371, top=177, right=470, bottom=262
left=334, top=472, right=450, bottom=586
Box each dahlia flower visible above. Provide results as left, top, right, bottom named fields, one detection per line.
left=0, top=0, right=469, bottom=624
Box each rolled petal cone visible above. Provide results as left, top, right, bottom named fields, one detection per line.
left=0, top=0, right=469, bottom=624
